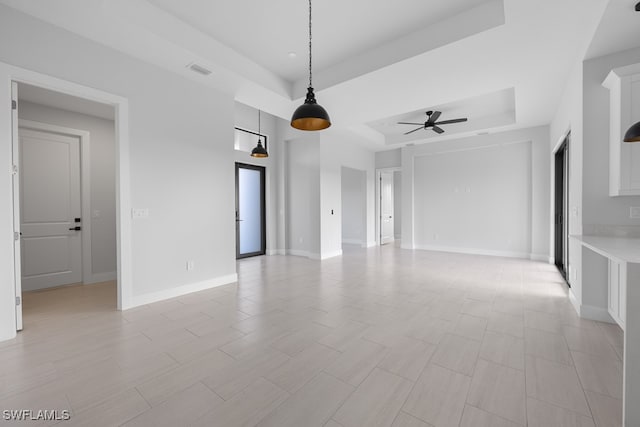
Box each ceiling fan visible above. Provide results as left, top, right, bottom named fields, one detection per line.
left=398, top=110, right=468, bottom=135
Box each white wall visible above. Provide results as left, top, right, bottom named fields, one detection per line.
left=413, top=141, right=531, bottom=257
left=375, top=148, right=401, bottom=169
left=18, top=101, right=117, bottom=280
left=341, top=167, right=366, bottom=245
left=0, top=6, right=237, bottom=341
left=550, top=60, right=584, bottom=304
left=583, top=48, right=640, bottom=231
left=285, top=135, right=321, bottom=258
left=320, top=130, right=376, bottom=256
left=401, top=126, right=550, bottom=260
left=233, top=102, right=286, bottom=255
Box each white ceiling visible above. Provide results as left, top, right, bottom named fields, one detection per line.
left=2, top=0, right=639, bottom=151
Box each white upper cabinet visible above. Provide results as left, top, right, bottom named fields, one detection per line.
left=603, top=63, right=640, bottom=197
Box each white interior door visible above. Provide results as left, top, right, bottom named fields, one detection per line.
left=380, top=171, right=395, bottom=244
left=11, top=82, right=22, bottom=330
left=19, top=127, right=82, bottom=291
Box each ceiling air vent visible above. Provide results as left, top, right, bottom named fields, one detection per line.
left=187, top=62, right=213, bottom=76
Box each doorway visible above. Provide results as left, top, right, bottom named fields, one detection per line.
left=235, top=163, right=266, bottom=259
left=11, top=79, right=122, bottom=331
left=554, top=133, right=570, bottom=283
left=379, top=170, right=396, bottom=245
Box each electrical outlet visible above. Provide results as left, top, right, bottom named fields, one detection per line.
left=630, top=207, right=640, bottom=219
left=186, top=261, right=195, bottom=271
left=132, top=208, right=149, bottom=219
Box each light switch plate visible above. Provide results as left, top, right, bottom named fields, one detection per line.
left=630, top=207, right=640, bottom=219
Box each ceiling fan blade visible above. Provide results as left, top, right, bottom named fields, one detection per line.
left=404, top=126, right=424, bottom=135
left=429, top=111, right=441, bottom=123
left=435, top=118, right=468, bottom=125
left=397, top=122, right=424, bottom=125
left=432, top=126, right=445, bottom=134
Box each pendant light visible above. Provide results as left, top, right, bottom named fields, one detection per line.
left=624, top=121, right=640, bottom=143
left=251, top=110, right=269, bottom=158
left=290, top=0, right=331, bottom=131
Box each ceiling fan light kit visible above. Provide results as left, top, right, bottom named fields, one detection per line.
left=290, top=0, right=331, bottom=131
left=398, top=110, right=468, bottom=135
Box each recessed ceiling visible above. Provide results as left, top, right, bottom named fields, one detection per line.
left=368, top=88, right=516, bottom=145
left=147, top=0, right=492, bottom=83
left=0, top=0, right=622, bottom=151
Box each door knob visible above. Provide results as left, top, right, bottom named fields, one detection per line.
left=68, top=226, right=81, bottom=231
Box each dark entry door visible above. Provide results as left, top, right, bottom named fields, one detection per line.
left=554, top=135, right=569, bottom=283
left=235, top=163, right=266, bottom=259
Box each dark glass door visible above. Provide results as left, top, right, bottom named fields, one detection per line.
left=235, top=163, right=266, bottom=259
left=554, top=135, right=569, bottom=284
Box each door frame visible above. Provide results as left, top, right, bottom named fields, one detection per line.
left=18, top=119, right=94, bottom=285
left=4, top=61, right=132, bottom=334
left=375, top=167, right=401, bottom=246
left=553, top=132, right=570, bottom=284
left=235, top=162, right=266, bottom=259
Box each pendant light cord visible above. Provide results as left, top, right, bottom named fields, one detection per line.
left=308, top=0, right=313, bottom=88
left=258, top=109, right=261, bottom=142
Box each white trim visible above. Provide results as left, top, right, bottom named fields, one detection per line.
left=287, top=249, right=319, bottom=259
left=376, top=167, right=401, bottom=246
left=580, top=304, right=616, bottom=324
left=266, top=249, right=286, bottom=256
left=18, top=119, right=93, bottom=285
left=342, top=239, right=363, bottom=245
left=320, top=250, right=343, bottom=260
left=85, top=271, right=117, bottom=285
left=11, top=81, right=22, bottom=331
left=529, top=253, right=551, bottom=262
left=569, top=289, right=580, bottom=314
left=3, top=62, right=132, bottom=315
left=129, top=274, right=237, bottom=308
left=414, top=244, right=531, bottom=259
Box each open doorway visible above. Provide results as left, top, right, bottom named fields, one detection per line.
left=341, top=167, right=367, bottom=248
left=12, top=82, right=118, bottom=330
left=377, top=168, right=400, bottom=245
left=554, top=133, right=570, bottom=284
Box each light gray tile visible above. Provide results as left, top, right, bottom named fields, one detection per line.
left=466, top=359, right=526, bottom=425
left=402, top=364, right=471, bottom=427
left=333, top=368, right=413, bottom=427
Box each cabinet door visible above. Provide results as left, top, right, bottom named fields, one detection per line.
left=608, top=259, right=620, bottom=321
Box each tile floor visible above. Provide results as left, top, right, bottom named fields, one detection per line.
left=0, top=245, right=625, bottom=426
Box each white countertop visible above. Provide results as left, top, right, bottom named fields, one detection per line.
left=571, top=235, right=640, bottom=264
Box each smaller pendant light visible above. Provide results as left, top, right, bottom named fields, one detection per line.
left=624, top=121, right=640, bottom=143
left=251, top=109, right=269, bottom=158
left=290, top=0, right=331, bottom=131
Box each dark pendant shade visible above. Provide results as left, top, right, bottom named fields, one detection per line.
left=624, top=121, right=640, bottom=143
left=250, top=139, right=268, bottom=158
left=291, top=87, right=331, bottom=131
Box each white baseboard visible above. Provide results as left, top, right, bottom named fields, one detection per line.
left=414, top=244, right=531, bottom=259
left=529, top=253, right=551, bottom=263
left=320, top=250, right=342, bottom=260
left=342, top=239, right=363, bottom=245
left=580, top=304, right=615, bottom=324
left=569, top=290, right=580, bottom=314
left=128, top=273, right=237, bottom=308
left=365, top=241, right=377, bottom=248
left=267, top=249, right=286, bottom=256
left=85, top=271, right=117, bottom=285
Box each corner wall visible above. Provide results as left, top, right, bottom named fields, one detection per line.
left=0, top=6, right=237, bottom=341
